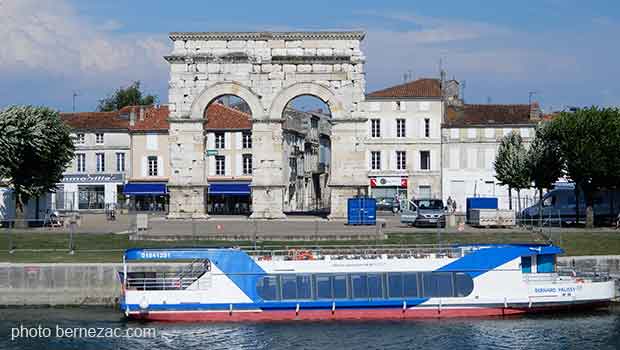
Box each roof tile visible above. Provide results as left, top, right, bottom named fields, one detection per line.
left=367, top=78, right=441, bottom=99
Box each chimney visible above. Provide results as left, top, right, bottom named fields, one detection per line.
left=129, top=109, right=136, bottom=127
left=139, top=106, right=145, bottom=121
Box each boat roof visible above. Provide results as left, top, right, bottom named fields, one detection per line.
left=123, top=244, right=563, bottom=261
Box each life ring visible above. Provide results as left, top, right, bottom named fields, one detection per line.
left=295, top=250, right=315, bottom=260
left=575, top=278, right=584, bottom=283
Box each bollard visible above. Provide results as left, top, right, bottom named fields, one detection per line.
left=68, top=218, right=76, bottom=255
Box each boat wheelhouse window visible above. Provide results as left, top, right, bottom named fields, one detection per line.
left=454, top=272, right=474, bottom=297
left=403, top=273, right=419, bottom=297
left=257, top=275, right=280, bottom=300
left=421, top=272, right=453, bottom=298
left=537, top=254, right=556, bottom=273
left=368, top=273, right=384, bottom=299
left=521, top=256, right=532, bottom=273
left=281, top=275, right=297, bottom=300
left=297, top=275, right=313, bottom=299
left=333, top=274, right=348, bottom=299
left=388, top=273, right=403, bottom=298
left=316, top=275, right=332, bottom=299
left=351, top=274, right=368, bottom=299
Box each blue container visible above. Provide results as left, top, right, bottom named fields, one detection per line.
left=347, top=197, right=377, bottom=225
left=466, top=197, right=499, bottom=222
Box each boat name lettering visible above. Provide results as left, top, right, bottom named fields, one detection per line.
left=140, top=251, right=171, bottom=259
left=534, top=287, right=576, bottom=294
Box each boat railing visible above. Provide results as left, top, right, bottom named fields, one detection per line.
left=245, top=244, right=466, bottom=261
left=126, top=275, right=198, bottom=290
left=524, top=269, right=612, bottom=283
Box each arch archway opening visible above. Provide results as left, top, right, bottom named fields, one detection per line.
left=203, top=94, right=254, bottom=216
left=281, top=95, right=332, bottom=215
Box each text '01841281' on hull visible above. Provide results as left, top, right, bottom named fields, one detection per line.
left=118, top=244, right=616, bottom=322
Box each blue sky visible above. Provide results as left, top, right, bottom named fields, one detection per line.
left=1, top=0, right=619, bottom=112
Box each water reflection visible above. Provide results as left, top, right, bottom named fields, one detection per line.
left=1, top=308, right=619, bottom=350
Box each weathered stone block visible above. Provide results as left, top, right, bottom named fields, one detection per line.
left=312, top=64, right=332, bottom=73
left=204, top=40, right=227, bottom=48
left=303, top=48, right=316, bottom=56
left=268, top=71, right=284, bottom=80
left=283, top=64, right=296, bottom=72
left=316, top=48, right=333, bottom=56
left=268, top=40, right=286, bottom=48
left=207, top=63, right=221, bottom=73
left=271, top=48, right=286, bottom=56
left=227, top=40, right=246, bottom=49
left=286, top=48, right=304, bottom=56
left=285, top=40, right=303, bottom=48
left=297, top=64, right=312, bottom=73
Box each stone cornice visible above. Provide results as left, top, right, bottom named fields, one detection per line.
left=169, top=31, right=366, bottom=41
left=164, top=54, right=357, bottom=65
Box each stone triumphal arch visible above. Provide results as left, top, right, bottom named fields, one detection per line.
left=165, top=32, right=368, bottom=219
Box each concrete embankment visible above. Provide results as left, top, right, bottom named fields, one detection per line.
left=0, top=257, right=618, bottom=306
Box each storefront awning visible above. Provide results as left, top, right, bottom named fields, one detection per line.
left=208, top=183, right=251, bottom=196
left=123, top=183, right=167, bottom=195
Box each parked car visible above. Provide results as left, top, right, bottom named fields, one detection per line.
left=400, top=199, right=447, bottom=227
left=375, top=197, right=400, bottom=213
left=521, top=187, right=620, bottom=226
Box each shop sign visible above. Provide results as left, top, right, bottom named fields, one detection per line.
left=370, top=177, right=408, bottom=188
left=206, top=149, right=218, bottom=156
left=61, top=173, right=124, bottom=184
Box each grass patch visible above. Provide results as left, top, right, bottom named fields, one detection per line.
left=0, top=230, right=618, bottom=262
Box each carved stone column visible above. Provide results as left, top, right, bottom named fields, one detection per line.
left=249, top=119, right=286, bottom=219
left=167, top=119, right=208, bottom=219
left=328, top=118, right=368, bottom=219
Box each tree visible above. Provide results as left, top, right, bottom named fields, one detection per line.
left=97, top=81, right=157, bottom=112
left=494, top=132, right=530, bottom=211
left=547, top=107, right=620, bottom=227
left=0, top=106, right=75, bottom=226
left=526, top=122, right=564, bottom=226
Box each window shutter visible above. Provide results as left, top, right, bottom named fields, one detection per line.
left=208, top=156, right=215, bottom=176
left=381, top=151, right=387, bottom=170
left=224, top=133, right=230, bottom=150
left=207, top=132, right=215, bottom=149
left=418, top=118, right=424, bottom=138
left=141, top=157, right=147, bottom=177
left=236, top=154, right=242, bottom=176
left=225, top=156, right=231, bottom=176
left=235, top=132, right=242, bottom=149
left=157, top=156, right=164, bottom=176
left=390, top=150, right=396, bottom=170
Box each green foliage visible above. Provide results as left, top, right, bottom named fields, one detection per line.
left=0, top=105, right=75, bottom=211
left=494, top=131, right=530, bottom=191
left=527, top=122, right=564, bottom=191
left=97, top=81, right=157, bottom=112
left=547, top=106, right=620, bottom=226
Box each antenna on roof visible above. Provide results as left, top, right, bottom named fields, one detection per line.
left=72, top=91, right=79, bottom=112
left=528, top=91, right=539, bottom=107
left=460, top=80, right=466, bottom=102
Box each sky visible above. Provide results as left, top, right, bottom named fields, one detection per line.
left=1, top=0, right=619, bottom=113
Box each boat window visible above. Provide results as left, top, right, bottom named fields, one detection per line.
left=521, top=256, right=532, bottom=273
left=403, top=273, right=419, bottom=297
left=454, top=272, right=474, bottom=297
left=257, top=275, right=280, bottom=301
left=388, top=273, right=403, bottom=298
left=316, top=275, right=332, bottom=299
left=422, top=272, right=453, bottom=298
left=537, top=254, right=556, bottom=273
left=351, top=274, right=368, bottom=299
left=281, top=275, right=297, bottom=300
left=333, top=274, right=348, bottom=299
left=297, top=275, right=313, bottom=299
left=368, top=273, right=384, bottom=299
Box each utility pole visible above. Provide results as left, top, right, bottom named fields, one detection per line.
left=528, top=91, right=538, bottom=107
left=72, top=91, right=79, bottom=112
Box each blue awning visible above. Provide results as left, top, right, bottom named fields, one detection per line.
left=123, top=183, right=167, bottom=195
left=209, top=183, right=251, bottom=196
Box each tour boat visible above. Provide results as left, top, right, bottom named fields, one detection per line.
left=118, top=244, right=616, bottom=322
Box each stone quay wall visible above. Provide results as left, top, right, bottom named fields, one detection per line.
left=0, top=256, right=617, bottom=306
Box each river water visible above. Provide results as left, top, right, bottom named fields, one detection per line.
left=1, top=307, right=619, bottom=350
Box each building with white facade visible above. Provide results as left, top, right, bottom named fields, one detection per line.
left=59, top=110, right=131, bottom=212
left=204, top=102, right=254, bottom=215
left=442, top=103, right=540, bottom=212
left=362, top=78, right=445, bottom=202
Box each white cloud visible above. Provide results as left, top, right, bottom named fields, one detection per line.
left=0, top=0, right=169, bottom=81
